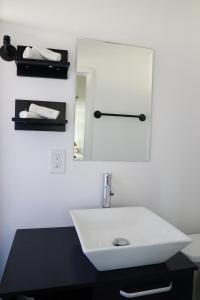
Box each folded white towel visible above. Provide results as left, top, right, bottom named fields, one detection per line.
left=29, top=104, right=60, bottom=119
left=23, top=47, right=43, bottom=60
left=19, top=111, right=42, bottom=119
left=23, top=46, right=61, bottom=61
left=35, top=47, right=61, bottom=61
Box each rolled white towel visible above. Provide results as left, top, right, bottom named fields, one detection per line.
left=19, top=111, right=42, bottom=119
left=34, top=47, right=61, bottom=61
left=23, top=47, right=43, bottom=60
left=29, top=104, right=60, bottom=119
left=23, top=47, right=61, bottom=61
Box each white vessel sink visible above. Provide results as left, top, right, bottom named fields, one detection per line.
left=70, top=207, right=191, bottom=271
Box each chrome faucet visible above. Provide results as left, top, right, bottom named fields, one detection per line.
left=103, top=173, right=114, bottom=208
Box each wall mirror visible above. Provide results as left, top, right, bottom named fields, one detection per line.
left=74, top=39, right=153, bottom=161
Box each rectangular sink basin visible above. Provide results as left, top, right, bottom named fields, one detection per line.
left=70, top=207, right=191, bottom=271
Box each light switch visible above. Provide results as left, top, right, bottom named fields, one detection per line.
left=50, top=149, right=66, bottom=173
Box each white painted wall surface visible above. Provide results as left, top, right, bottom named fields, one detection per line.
left=0, top=0, right=200, bottom=277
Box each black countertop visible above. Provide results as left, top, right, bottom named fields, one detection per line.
left=0, top=227, right=197, bottom=297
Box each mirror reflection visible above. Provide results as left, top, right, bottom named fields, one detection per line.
left=74, top=39, right=153, bottom=161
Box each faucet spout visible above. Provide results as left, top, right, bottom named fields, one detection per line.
left=103, top=173, right=114, bottom=208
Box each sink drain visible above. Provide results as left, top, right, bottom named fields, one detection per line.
left=112, top=238, right=130, bottom=246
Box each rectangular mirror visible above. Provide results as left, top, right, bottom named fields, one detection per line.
left=74, top=39, right=153, bottom=161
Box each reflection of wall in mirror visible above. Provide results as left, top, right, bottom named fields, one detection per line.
left=74, top=75, right=86, bottom=160
left=77, top=40, right=153, bottom=161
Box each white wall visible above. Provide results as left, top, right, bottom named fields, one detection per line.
left=1, top=0, right=200, bottom=278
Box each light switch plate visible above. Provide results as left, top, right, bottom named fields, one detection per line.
left=50, top=149, right=66, bottom=173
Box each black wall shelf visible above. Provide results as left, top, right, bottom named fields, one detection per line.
left=15, top=46, right=70, bottom=79
left=12, top=99, right=67, bottom=132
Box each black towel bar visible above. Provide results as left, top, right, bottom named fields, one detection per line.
left=94, top=110, right=146, bottom=121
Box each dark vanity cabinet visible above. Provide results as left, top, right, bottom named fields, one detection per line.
left=92, top=271, right=194, bottom=300
left=0, top=227, right=196, bottom=300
